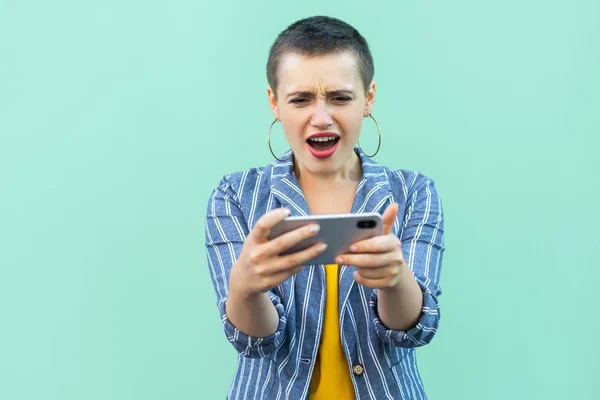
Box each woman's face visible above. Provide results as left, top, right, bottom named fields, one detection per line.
left=268, top=51, right=375, bottom=177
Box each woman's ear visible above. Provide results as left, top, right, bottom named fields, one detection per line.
left=364, top=81, right=376, bottom=116
left=267, top=86, right=280, bottom=121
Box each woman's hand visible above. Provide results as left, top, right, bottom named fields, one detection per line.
left=230, top=208, right=327, bottom=299
left=335, top=203, right=409, bottom=290
left=336, top=203, right=424, bottom=330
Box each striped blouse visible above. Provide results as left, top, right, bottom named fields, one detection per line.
left=205, top=148, right=445, bottom=399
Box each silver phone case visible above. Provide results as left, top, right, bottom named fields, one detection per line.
left=268, top=212, right=383, bottom=265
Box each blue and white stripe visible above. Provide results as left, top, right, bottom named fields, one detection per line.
left=205, top=148, right=445, bottom=399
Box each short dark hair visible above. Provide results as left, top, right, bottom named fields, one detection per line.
left=267, top=16, right=374, bottom=97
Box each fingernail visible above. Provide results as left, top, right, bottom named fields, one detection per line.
left=309, top=224, right=320, bottom=233
left=335, top=256, right=343, bottom=264
left=283, top=208, right=291, bottom=215
left=350, top=245, right=358, bottom=252
left=319, top=243, right=328, bottom=251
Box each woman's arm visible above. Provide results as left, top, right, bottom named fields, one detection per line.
left=225, top=285, right=280, bottom=338
left=206, top=177, right=327, bottom=349
left=337, top=172, right=444, bottom=347
left=377, top=173, right=445, bottom=346
left=376, top=263, right=424, bottom=331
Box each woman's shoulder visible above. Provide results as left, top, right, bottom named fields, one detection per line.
left=210, top=163, right=275, bottom=202
left=380, top=165, right=439, bottom=195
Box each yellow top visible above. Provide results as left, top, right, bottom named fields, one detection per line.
left=309, top=264, right=355, bottom=399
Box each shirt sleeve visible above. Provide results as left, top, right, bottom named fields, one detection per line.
left=370, top=172, right=445, bottom=348
left=205, top=177, right=287, bottom=358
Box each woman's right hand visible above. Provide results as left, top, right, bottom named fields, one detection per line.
left=229, top=208, right=327, bottom=298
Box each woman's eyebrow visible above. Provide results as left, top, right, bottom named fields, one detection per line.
left=286, top=90, right=316, bottom=99
left=285, top=89, right=355, bottom=99
left=325, top=89, right=355, bottom=97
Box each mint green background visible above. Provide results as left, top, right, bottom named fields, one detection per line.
left=1, top=1, right=599, bottom=399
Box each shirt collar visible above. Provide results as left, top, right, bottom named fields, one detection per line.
left=268, top=147, right=393, bottom=216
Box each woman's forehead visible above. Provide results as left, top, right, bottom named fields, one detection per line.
left=277, top=52, right=362, bottom=94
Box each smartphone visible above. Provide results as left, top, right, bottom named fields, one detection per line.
left=268, top=212, right=383, bottom=265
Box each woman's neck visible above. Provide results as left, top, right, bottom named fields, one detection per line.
left=294, top=151, right=362, bottom=190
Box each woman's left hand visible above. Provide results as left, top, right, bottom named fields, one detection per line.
left=335, top=203, right=408, bottom=290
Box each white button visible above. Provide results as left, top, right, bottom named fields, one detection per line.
left=353, top=363, right=364, bottom=376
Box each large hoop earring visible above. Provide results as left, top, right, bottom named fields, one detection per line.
left=357, top=114, right=381, bottom=158
left=268, top=118, right=292, bottom=162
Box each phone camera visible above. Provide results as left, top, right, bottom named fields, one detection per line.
left=357, top=220, right=377, bottom=229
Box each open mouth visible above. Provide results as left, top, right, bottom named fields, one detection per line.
left=306, top=134, right=341, bottom=159
left=307, top=135, right=340, bottom=151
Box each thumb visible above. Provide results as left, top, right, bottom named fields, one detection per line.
left=381, top=203, right=399, bottom=235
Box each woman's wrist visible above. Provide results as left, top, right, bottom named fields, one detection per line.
left=376, top=263, right=423, bottom=330
left=378, top=262, right=415, bottom=294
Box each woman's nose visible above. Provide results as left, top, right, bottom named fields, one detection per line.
left=310, top=101, right=333, bottom=128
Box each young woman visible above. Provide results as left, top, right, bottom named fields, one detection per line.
left=205, top=16, right=445, bottom=400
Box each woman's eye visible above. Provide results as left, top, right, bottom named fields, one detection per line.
left=333, top=97, right=351, bottom=103
left=291, top=98, right=309, bottom=104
